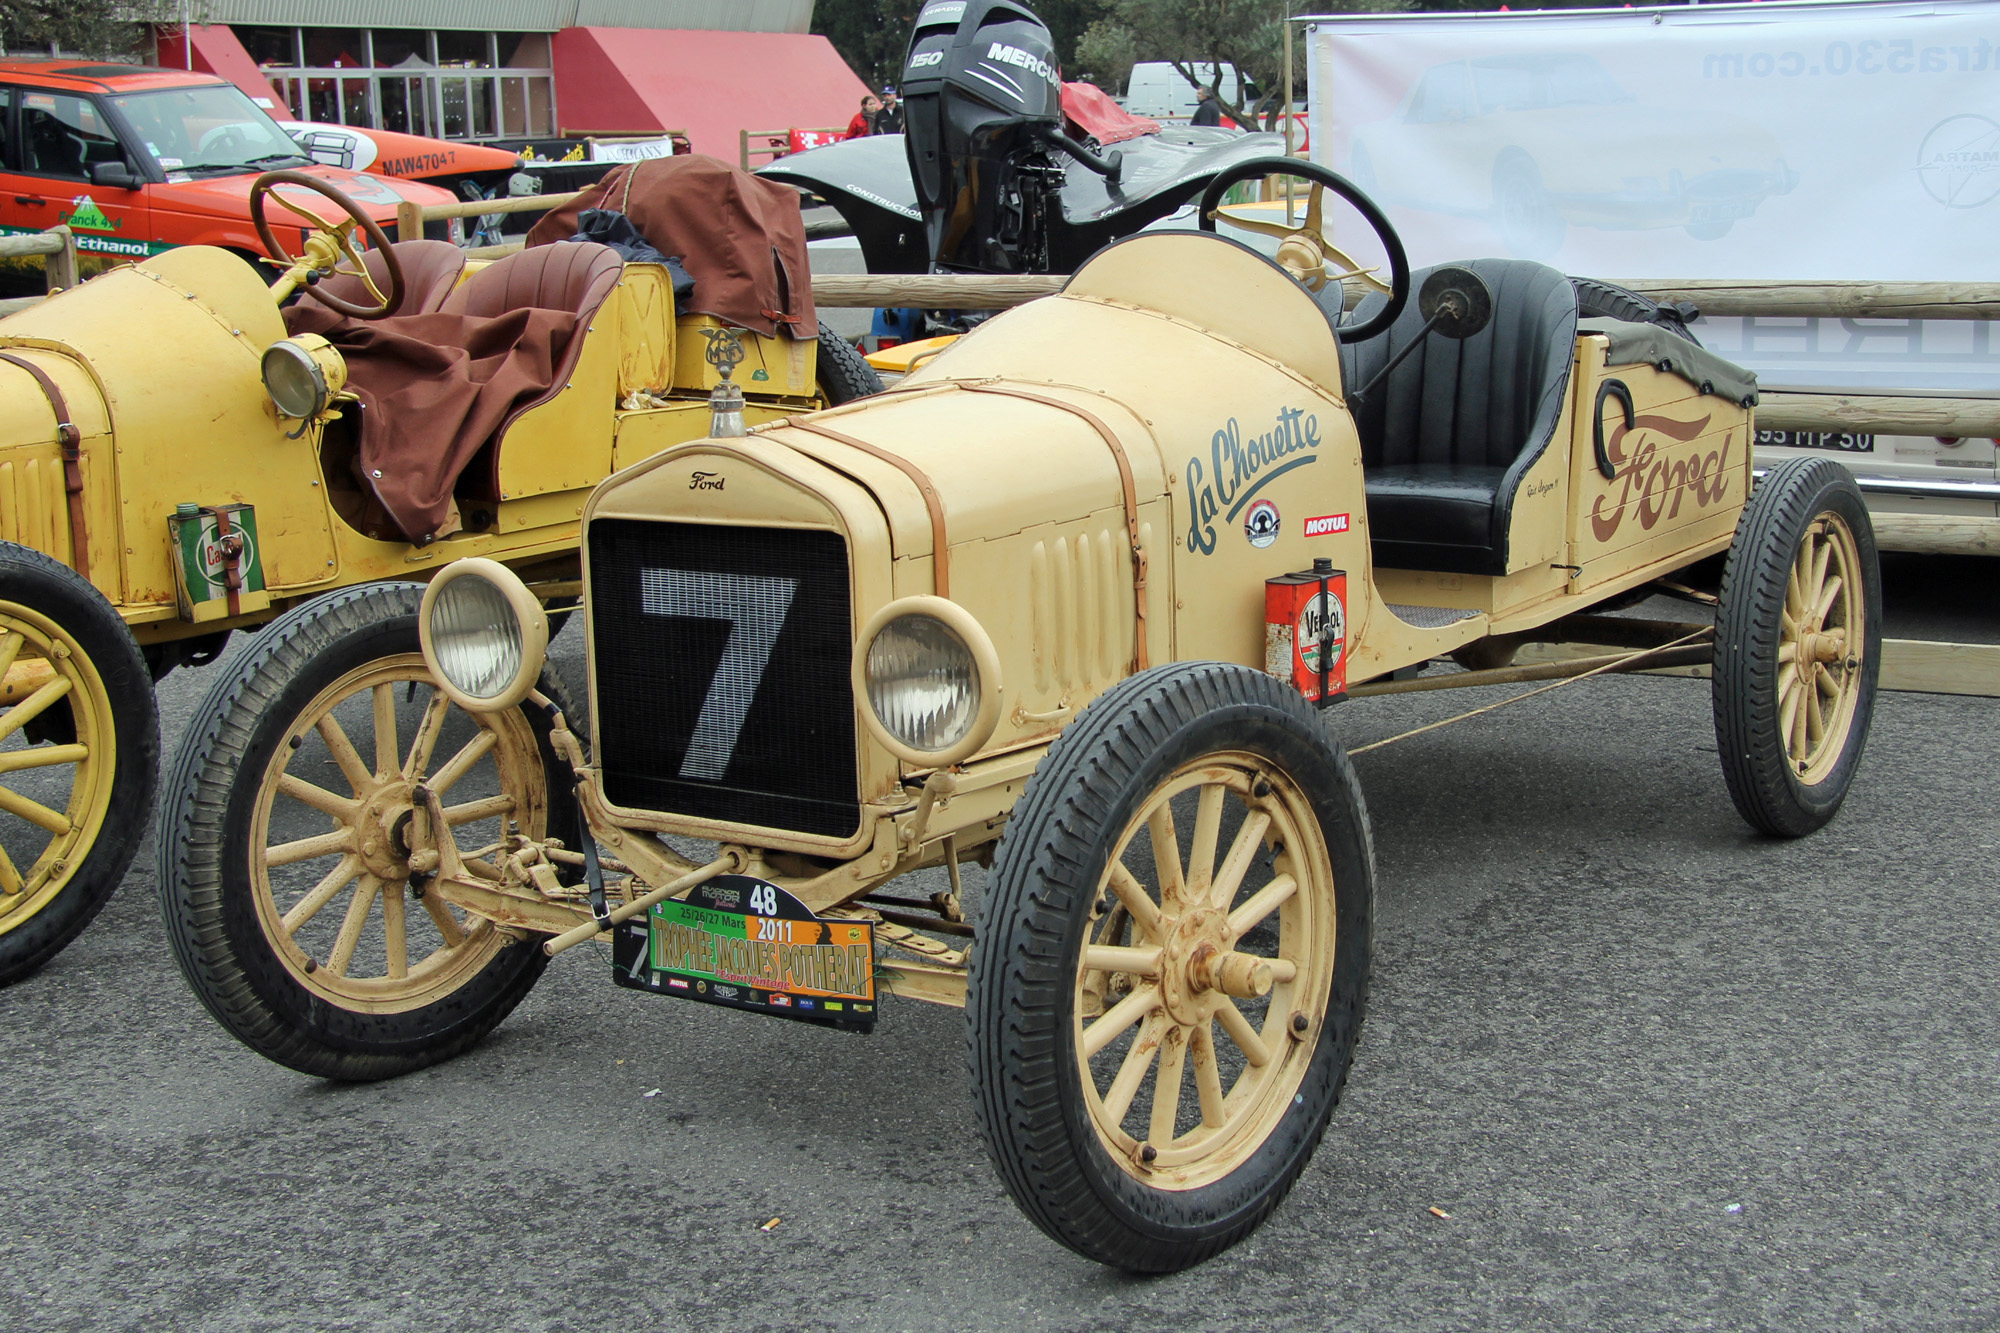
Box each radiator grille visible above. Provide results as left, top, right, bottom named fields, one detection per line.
left=587, top=520, right=860, bottom=839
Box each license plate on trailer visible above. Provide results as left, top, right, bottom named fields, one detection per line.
left=611, top=874, right=877, bottom=1033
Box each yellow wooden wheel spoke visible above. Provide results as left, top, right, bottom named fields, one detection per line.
left=276, top=773, right=356, bottom=821
left=1806, top=672, right=1827, bottom=745
left=1100, top=1014, right=1165, bottom=1126
left=267, top=827, right=353, bottom=868
left=1084, top=943, right=1162, bottom=977
left=1147, top=802, right=1184, bottom=905
left=0, top=630, right=23, bottom=679
left=281, top=853, right=363, bottom=935
left=0, top=742, right=86, bottom=775
left=1150, top=1025, right=1188, bottom=1145
left=1082, top=983, right=1160, bottom=1059
left=1107, top=862, right=1163, bottom=938
left=1190, top=1022, right=1228, bottom=1129
left=1812, top=575, right=1844, bottom=629
left=325, top=876, right=381, bottom=977
left=1185, top=784, right=1225, bottom=902
left=422, top=890, right=467, bottom=948
left=0, top=839, right=23, bottom=896
left=316, top=713, right=374, bottom=794
left=403, top=690, right=449, bottom=779
left=1227, top=872, right=1297, bottom=938
left=430, top=730, right=498, bottom=796
left=372, top=684, right=400, bottom=778
left=1215, top=998, right=1272, bottom=1068
left=382, top=881, right=408, bottom=980
left=444, top=794, right=515, bottom=827
left=0, top=675, right=73, bottom=742
left=0, top=783, right=71, bottom=835
left=1209, top=810, right=1271, bottom=909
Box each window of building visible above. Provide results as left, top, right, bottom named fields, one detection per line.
left=249, top=26, right=553, bottom=139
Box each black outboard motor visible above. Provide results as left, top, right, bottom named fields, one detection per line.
left=901, top=0, right=1119, bottom=274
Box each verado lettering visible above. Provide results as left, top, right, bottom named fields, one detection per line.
left=1184, top=408, right=1321, bottom=555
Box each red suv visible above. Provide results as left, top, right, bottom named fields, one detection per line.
left=0, top=59, right=457, bottom=267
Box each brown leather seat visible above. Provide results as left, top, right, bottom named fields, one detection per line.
left=305, top=240, right=467, bottom=319
left=438, top=241, right=625, bottom=503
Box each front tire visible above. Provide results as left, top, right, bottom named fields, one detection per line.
left=0, top=544, right=158, bottom=987
left=160, top=583, right=581, bottom=1080
left=969, top=662, right=1374, bottom=1272
left=1713, top=457, right=1880, bottom=836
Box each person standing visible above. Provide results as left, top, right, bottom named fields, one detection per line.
left=1190, top=86, right=1223, bottom=127
left=876, top=86, right=905, bottom=135
left=845, top=93, right=883, bottom=139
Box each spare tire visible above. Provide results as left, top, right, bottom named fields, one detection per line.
left=815, top=321, right=884, bottom=405
left=1571, top=276, right=1703, bottom=347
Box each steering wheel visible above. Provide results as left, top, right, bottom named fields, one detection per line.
left=1198, top=157, right=1409, bottom=343
left=249, top=170, right=405, bottom=320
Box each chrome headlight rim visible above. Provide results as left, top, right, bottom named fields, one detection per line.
left=852, top=595, right=1003, bottom=769
left=419, top=558, right=549, bottom=714
left=260, top=334, right=345, bottom=420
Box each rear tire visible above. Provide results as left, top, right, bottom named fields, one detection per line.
left=160, top=583, right=581, bottom=1080
left=815, top=321, right=884, bottom=405
left=1713, top=457, right=1880, bottom=836
left=969, top=662, right=1374, bottom=1272
left=0, top=543, right=157, bottom=986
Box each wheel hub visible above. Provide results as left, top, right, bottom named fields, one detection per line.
left=355, top=782, right=416, bottom=879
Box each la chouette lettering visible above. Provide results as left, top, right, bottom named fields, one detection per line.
left=1185, top=407, right=1321, bottom=555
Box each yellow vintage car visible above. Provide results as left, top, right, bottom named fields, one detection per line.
left=160, top=160, right=1878, bottom=1271
left=0, top=169, right=876, bottom=985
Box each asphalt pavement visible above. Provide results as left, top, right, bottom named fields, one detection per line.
left=4, top=553, right=1997, bottom=1332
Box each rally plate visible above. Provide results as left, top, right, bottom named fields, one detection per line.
left=612, top=874, right=876, bottom=1033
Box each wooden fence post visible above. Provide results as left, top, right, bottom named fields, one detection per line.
left=396, top=200, right=424, bottom=244
left=44, top=226, right=78, bottom=293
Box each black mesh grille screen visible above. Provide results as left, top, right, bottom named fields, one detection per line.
left=587, top=520, right=859, bottom=839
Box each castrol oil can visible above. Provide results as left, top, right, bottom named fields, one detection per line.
left=1264, top=559, right=1348, bottom=703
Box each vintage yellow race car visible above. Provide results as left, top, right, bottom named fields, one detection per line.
left=159, top=159, right=1879, bottom=1272
left=0, top=169, right=874, bottom=985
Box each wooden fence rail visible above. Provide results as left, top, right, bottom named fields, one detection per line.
left=0, top=226, right=78, bottom=293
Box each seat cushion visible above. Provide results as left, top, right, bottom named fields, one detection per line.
left=1365, top=464, right=1507, bottom=558
left=440, top=241, right=623, bottom=323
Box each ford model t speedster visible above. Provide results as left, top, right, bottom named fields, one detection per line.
left=160, top=157, right=1879, bottom=1272
left=0, top=158, right=877, bottom=984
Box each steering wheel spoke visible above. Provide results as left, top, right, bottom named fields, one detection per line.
left=1198, top=158, right=1409, bottom=342
left=251, top=171, right=405, bottom=320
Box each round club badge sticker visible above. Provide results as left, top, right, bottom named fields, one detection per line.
left=1244, top=498, right=1281, bottom=548
left=1298, top=590, right=1346, bottom=674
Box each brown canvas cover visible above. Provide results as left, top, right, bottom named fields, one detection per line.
left=288, top=243, right=623, bottom=545
left=524, top=153, right=815, bottom=339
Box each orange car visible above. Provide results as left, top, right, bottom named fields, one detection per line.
left=0, top=58, right=458, bottom=267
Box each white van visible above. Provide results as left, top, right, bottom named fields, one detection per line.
left=1121, top=62, right=1256, bottom=121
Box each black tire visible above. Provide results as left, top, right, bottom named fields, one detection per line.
left=0, top=543, right=158, bottom=986
left=1571, top=275, right=1703, bottom=347
left=1713, top=457, right=1881, bottom=836
left=969, top=661, right=1374, bottom=1272
left=159, top=583, right=583, bottom=1080
left=815, top=321, right=883, bottom=405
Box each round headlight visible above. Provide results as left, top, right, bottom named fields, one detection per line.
left=260, top=335, right=346, bottom=420
left=854, top=597, right=1002, bottom=767
left=419, top=559, right=549, bottom=713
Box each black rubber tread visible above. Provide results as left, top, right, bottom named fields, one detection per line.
left=158, top=582, right=583, bottom=1081
left=1569, top=275, right=1701, bottom=346
left=815, top=320, right=884, bottom=405
left=1712, top=456, right=1881, bottom=837
left=968, top=661, right=1375, bottom=1273
left=0, top=543, right=159, bottom=987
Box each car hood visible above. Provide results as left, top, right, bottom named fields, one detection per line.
left=150, top=164, right=457, bottom=221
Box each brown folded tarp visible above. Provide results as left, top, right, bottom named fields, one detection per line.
left=289, top=304, right=577, bottom=544
left=524, top=153, right=815, bottom=339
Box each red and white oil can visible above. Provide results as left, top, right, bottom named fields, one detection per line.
left=1264, top=559, right=1347, bottom=703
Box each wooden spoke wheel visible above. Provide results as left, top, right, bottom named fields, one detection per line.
left=1714, top=456, right=1881, bottom=837
left=0, top=544, right=155, bottom=987
left=1074, top=754, right=1335, bottom=1188
left=161, top=584, right=579, bottom=1080
left=971, top=662, right=1373, bottom=1273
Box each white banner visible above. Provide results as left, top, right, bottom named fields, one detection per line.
left=1307, top=1, right=2000, bottom=392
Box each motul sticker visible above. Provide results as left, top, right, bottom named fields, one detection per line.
left=1304, top=513, right=1349, bottom=537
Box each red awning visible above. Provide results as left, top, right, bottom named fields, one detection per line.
left=552, top=28, right=869, bottom=158
left=154, top=25, right=288, bottom=113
